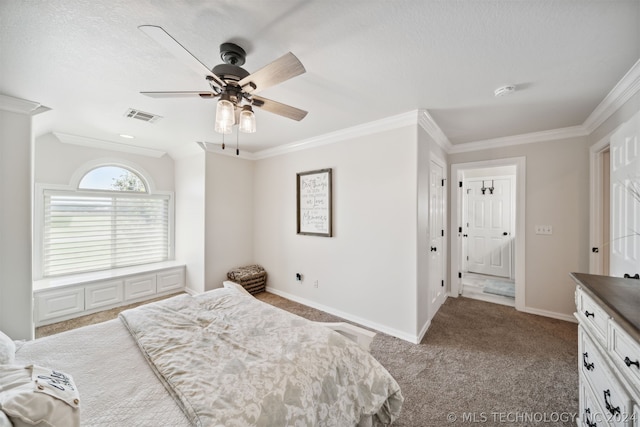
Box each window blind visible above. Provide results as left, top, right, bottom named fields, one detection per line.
left=43, top=191, right=170, bottom=277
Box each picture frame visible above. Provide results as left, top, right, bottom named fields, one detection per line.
left=297, top=168, right=332, bottom=237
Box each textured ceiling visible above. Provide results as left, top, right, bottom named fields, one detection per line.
left=1, top=1, right=639, bottom=158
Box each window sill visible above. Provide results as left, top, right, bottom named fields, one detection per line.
left=33, top=261, right=186, bottom=293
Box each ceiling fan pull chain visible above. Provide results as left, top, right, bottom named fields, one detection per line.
left=236, top=127, right=240, bottom=156
left=222, top=132, right=225, bottom=150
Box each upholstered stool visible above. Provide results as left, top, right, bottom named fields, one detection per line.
left=226, top=265, right=267, bottom=294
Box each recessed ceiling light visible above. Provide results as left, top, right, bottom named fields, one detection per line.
left=494, top=85, right=516, bottom=97
left=119, top=134, right=135, bottom=139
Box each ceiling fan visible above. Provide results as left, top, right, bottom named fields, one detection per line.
left=138, top=25, right=308, bottom=138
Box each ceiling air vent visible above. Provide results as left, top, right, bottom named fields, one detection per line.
left=124, top=108, right=162, bottom=123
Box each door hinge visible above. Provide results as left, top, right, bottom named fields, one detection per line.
left=441, top=178, right=445, bottom=186
left=458, top=272, right=462, bottom=279
left=441, top=279, right=444, bottom=287
left=459, top=181, right=463, bottom=188
left=458, top=226, right=462, bottom=233
left=441, top=229, right=444, bottom=237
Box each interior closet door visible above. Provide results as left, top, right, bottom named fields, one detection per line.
left=610, top=111, right=640, bottom=278
left=429, top=160, right=446, bottom=311
left=466, top=178, right=512, bottom=278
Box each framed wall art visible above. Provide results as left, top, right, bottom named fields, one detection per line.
left=296, top=168, right=332, bottom=237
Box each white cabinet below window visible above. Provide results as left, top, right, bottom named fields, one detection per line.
left=85, top=280, right=124, bottom=311
left=157, top=268, right=185, bottom=293
left=34, top=265, right=185, bottom=326
left=35, top=287, right=84, bottom=323
left=125, top=274, right=157, bottom=300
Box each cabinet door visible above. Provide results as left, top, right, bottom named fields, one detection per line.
left=124, top=274, right=157, bottom=300
left=157, top=268, right=184, bottom=293
left=35, top=287, right=84, bottom=324
left=85, top=280, right=124, bottom=310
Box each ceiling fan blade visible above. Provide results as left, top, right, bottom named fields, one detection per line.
left=141, top=91, right=218, bottom=99
left=252, top=95, right=307, bottom=121
left=138, top=25, right=226, bottom=89
left=239, top=52, right=305, bottom=94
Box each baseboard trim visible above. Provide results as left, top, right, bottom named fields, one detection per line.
left=265, top=286, right=421, bottom=343
left=522, top=306, right=577, bottom=323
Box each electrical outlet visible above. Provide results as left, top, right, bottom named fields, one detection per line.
left=535, top=225, right=553, bottom=235
left=313, top=280, right=319, bottom=288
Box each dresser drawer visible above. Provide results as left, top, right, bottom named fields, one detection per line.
left=581, top=328, right=633, bottom=427
left=577, top=287, right=610, bottom=344
left=610, top=321, right=640, bottom=395
left=581, top=380, right=607, bottom=427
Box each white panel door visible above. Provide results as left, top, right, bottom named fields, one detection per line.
left=610, top=111, right=640, bottom=278
left=429, top=160, right=446, bottom=312
left=466, top=178, right=512, bottom=277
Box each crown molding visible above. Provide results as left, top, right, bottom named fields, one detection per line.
left=197, top=141, right=256, bottom=160
left=448, top=125, right=589, bottom=154
left=253, top=111, right=418, bottom=160
left=417, top=109, right=453, bottom=152
left=0, top=94, right=49, bottom=115
left=217, top=57, right=640, bottom=160
left=53, top=132, right=167, bottom=158
left=583, top=57, right=640, bottom=134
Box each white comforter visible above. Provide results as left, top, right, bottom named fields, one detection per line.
left=119, top=287, right=403, bottom=426
left=15, top=319, right=191, bottom=426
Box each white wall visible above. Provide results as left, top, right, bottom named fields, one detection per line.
left=254, top=126, right=419, bottom=339
left=450, top=136, right=591, bottom=318
left=204, top=152, right=254, bottom=290
left=0, top=109, right=33, bottom=339
left=34, top=133, right=175, bottom=191
left=175, top=152, right=206, bottom=293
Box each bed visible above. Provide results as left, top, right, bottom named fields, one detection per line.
left=1, top=282, right=403, bottom=426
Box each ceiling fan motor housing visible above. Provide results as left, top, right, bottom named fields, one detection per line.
left=220, top=42, right=246, bottom=66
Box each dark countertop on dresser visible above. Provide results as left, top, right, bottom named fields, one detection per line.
left=571, top=272, right=640, bottom=342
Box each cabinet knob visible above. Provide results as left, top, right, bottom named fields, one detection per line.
left=624, top=356, right=639, bottom=369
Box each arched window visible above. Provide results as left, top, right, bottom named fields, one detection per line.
left=78, top=166, right=147, bottom=192
left=39, top=164, right=172, bottom=278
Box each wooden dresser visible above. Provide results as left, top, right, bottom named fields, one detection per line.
left=572, top=273, right=640, bottom=427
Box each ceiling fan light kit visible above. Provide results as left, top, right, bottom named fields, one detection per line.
left=239, top=105, right=256, bottom=133
left=138, top=25, right=307, bottom=151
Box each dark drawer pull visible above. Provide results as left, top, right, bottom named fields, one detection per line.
left=584, top=310, right=595, bottom=318
left=583, top=352, right=595, bottom=371
left=585, top=408, right=596, bottom=427
left=603, top=389, right=620, bottom=416
left=624, top=356, right=640, bottom=369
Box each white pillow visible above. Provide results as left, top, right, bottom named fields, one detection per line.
left=0, top=331, right=15, bottom=365
left=0, top=365, right=79, bottom=427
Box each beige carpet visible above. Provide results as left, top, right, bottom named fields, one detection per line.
left=36, top=291, right=579, bottom=426
left=256, top=292, right=579, bottom=427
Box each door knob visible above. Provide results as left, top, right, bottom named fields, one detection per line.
left=430, top=247, right=437, bottom=252
left=503, top=232, right=508, bottom=236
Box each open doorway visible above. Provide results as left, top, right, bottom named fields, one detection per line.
left=451, top=157, right=526, bottom=311
left=461, top=169, right=515, bottom=306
